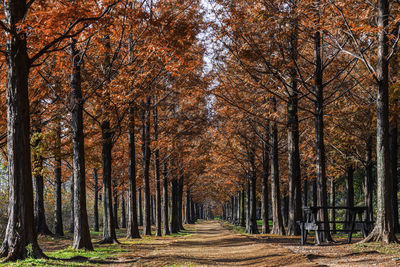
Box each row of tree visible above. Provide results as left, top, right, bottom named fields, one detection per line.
left=207, top=0, right=400, bottom=244
left=0, top=0, right=216, bottom=261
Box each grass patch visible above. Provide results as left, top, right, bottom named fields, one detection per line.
left=354, top=242, right=400, bottom=256
left=220, top=221, right=247, bottom=235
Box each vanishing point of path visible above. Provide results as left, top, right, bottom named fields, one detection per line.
left=134, top=221, right=315, bottom=267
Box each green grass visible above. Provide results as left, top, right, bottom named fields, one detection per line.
left=167, top=229, right=192, bottom=237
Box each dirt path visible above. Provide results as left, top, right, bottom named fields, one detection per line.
left=134, top=221, right=316, bottom=267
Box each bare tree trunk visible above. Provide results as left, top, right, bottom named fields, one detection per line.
left=287, top=6, right=302, bottom=235
left=70, top=40, right=93, bottom=250
left=185, top=190, right=191, bottom=224
left=246, top=179, right=250, bottom=232
left=141, top=99, right=152, bottom=235
left=138, top=187, right=143, bottom=226
left=330, top=178, right=336, bottom=234
left=154, top=104, right=162, bottom=236
left=33, top=125, right=53, bottom=236
left=364, top=136, right=374, bottom=222
left=312, top=179, right=317, bottom=207
left=113, top=182, right=119, bottom=230
left=70, top=177, right=74, bottom=234
left=54, top=122, right=64, bottom=236
left=241, top=189, right=246, bottom=227
left=121, top=194, right=126, bottom=228
left=170, top=179, right=180, bottom=233
left=93, top=169, right=99, bottom=232
left=0, top=3, right=44, bottom=257
left=261, top=138, right=270, bottom=234
left=178, top=176, right=185, bottom=230
left=345, top=165, right=354, bottom=228
left=363, top=0, right=397, bottom=244
left=162, top=161, right=170, bottom=235
left=126, top=107, right=140, bottom=238
left=100, top=121, right=118, bottom=244
left=314, top=14, right=331, bottom=241
left=390, top=124, right=399, bottom=233
left=270, top=97, right=285, bottom=235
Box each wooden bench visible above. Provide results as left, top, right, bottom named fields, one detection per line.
left=297, top=206, right=373, bottom=245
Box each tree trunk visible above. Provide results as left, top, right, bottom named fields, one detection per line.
left=138, top=187, right=143, bottom=226
left=154, top=104, right=162, bottom=236
left=314, top=20, right=331, bottom=242
left=345, top=165, right=354, bottom=228
left=141, top=99, right=152, bottom=235
left=287, top=10, right=302, bottom=235
left=93, top=169, right=99, bottom=232
left=170, top=179, right=180, bottom=233
left=162, top=161, right=170, bottom=235
left=113, top=182, right=119, bottom=230
left=70, top=177, right=74, bottom=234
left=363, top=0, right=397, bottom=243
left=0, top=3, right=45, bottom=257
left=126, top=107, right=140, bottom=238
left=246, top=179, right=250, bottom=233
left=54, top=122, right=64, bottom=236
left=185, top=190, right=191, bottom=224
left=121, top=193, right=126, bottom=228
left=70, top=40, right=93, bottom=250
left=33, top=131, right=53, bottom=236
left=330, top=178, right=336, bottom=234
left=241, top=189, right=246, bottom=227
left=178, top=176, right=185, bottom=230
left=270, top=97, right=285, bottom=235
left=100, top=121, right=118, bottom=244
left=364, top=136, right=374, bottom=223
left=390, top=124, right=399, bottom=233
left=262, top=136, right=270, bottom=234
left=312, top=179, right=317, bottom=207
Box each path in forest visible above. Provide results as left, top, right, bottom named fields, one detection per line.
left=133, top=221, right=316, bottom=267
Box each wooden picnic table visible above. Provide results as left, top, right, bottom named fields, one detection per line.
left=297, top=206, right=373, bottom=245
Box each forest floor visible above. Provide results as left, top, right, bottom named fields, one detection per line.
left=1, top=220, right=400, bottom=266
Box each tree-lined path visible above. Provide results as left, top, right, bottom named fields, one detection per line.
left=2, top=0, right=400, bottom=266
left=135, top=221, right=313, bottom=266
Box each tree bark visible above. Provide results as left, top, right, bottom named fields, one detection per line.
left=154, top=104, right=162, bottom=236
left=345, top=165, right=354, bottom=228
left=241, top=189, right=246, bottom=227
left=100, top=120, right=118, bottom=244
left=330, top=178, right=336, bottom=234
left=141, top=99, right=152, bottom=235
left=390, top=123, right=399, bottom=233
left=364, top=136, right=374, bottom=223
left=70, top=40, right=93, bottom=250
left=270, top=97, right=285, bottom=235
left=312, top=179, right=317, bottom=207
left=363, top=0, right=397, bottom=243
left=33, top=125, right=53, bottom=236
left=126, top=107, right=140, bottom=238
left=178, top=176, right=185, bottom=230
left=113, top=182, right=119, bottom=230
left=138, top=187, right=143, bottom=226
left=162, top=161, right=170, bottom=235
left=314, top=17, right=331, bottom=241
left=121, top=193, right=126, bottom=228
left=287, top=6, right=302, bottom=235
left=70, top=177, right=74, bottom=234
left=170, top=179, right=180, bottom=233
left=93, top=169, right=99, bottom=232
left=0, top=2, right=45, bottom=258
left=185, top=190, right=191, bottom=224
left=54, top=122, right=64, bottom=236
left=246, top=179, right=250, bottom=232
left=261, top=135, right=270, bottom=234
